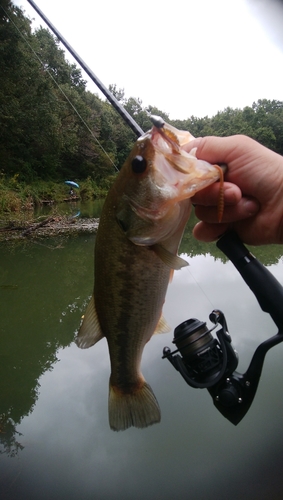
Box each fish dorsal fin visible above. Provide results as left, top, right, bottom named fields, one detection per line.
left=152, top=244, right=189, bottom=270
left=76, top=295, right=104, bottom=349
left=154, top=315, right=171, bottom=334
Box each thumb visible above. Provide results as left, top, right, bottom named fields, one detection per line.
left=183, top=135, right=242, bottom=165
left=182, top=137, right=202, bottom=154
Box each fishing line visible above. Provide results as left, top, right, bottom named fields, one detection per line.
left=181, top=255, right=217, bottom=312
left=1, top=5, right=119, bottom=172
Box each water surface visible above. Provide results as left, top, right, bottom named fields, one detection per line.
left=1, top=213, right=283, bottom=499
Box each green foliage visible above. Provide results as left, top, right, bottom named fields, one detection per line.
left=0, top=172, right=117, bottom=218
left=0, top=174, right=68, bottom=214
left=0, top=2, right=283, bottom=210
left=79, top=176, right=115, bottom=200
left=0, top=4, right=119, bottom=182
left=171, top=99, right=283, bottom=154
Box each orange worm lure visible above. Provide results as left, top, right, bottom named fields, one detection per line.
left=214, top=165, right=225, bottom=222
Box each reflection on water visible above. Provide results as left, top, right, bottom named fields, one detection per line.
left=34, top=199, right=106, bottom=220
left=1, top=212, right=283, bottom=499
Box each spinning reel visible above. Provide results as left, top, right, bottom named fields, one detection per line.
left=163, top=231, right=283, bottom=424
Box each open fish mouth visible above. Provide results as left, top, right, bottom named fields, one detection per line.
left=137, top=119, right=221, bottom=200
left=133, top=116, right=225, bottom=223
left=150, top=115, right=193, bottom=156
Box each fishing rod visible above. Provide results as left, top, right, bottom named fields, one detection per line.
left=26, top=0, right=144, bottom=138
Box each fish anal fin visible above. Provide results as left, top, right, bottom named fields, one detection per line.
left=152, top=244, right=188, bottom=270
left=169, top=268, right=175, bottom=283
left=109, top=380, right=161, bottom=431
left=154, top=315, right=171, bottom=334
left=76, top=295, right=103, bottom=349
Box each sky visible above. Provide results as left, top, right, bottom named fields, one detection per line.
left=13, top=0, right=283, bottom=120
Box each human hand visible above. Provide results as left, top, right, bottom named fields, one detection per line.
left=183, top=135, right=283, bottom=245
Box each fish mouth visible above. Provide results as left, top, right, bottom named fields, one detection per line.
left=150, top=115, right=195, bottom=152
left=138, top=117, right=222, bottom=200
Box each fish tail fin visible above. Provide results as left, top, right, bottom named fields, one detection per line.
left=108, top=380, right=161, bottom=431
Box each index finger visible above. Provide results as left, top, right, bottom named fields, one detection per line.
left=183, top=135, right=249, bottom=165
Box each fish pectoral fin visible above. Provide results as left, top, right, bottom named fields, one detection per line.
left=76, top=295, right=104, bottom=349
left=154, top=315, right=171, bottom=334
left=152, top=244, right=189, bottom=270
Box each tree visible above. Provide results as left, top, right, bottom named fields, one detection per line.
left=0, top=0, right=13, bottom=19
left=1, top=4, right=283, bottom=185
left=108, top=84, right=125, bottom=103
left=34, top=28, right=86, bottom=92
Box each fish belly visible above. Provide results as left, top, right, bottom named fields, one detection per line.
left=95, top=220, right=170, bottom=430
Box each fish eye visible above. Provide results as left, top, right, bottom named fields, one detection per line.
left=131, top=155, right=147, bottom=174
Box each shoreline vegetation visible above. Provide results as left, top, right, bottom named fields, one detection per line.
left=0, top=175, right=114, bottom=213
left=0, top=174, right=113, bottom=205
left=0, top=176, right=113, bottom=240
left=1, top=3, right=283, bottom=240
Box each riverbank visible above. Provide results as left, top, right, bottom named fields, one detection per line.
left=0, top=176, right=115, bottom=216
left=0, top=216, right=99, bottom=241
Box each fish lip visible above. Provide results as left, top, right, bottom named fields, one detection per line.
left=136, top=120, right=177, bottom=155
left=137, top=131, right=151, bottom=143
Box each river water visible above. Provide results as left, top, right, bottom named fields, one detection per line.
left=1, top=203, right=283, bottom=500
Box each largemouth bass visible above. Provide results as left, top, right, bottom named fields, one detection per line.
left=76, top=116, right=224, bottom=431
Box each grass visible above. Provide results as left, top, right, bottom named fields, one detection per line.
left=0, top=174, right=116, bottom=222
left=0, top=175, right=61, bottom=212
